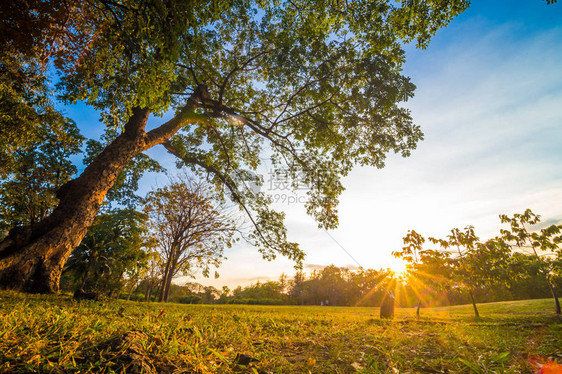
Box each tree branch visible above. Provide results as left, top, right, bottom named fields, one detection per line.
left=218, top=51, right=269, bottom=104
left=144, top=93, right=207, bottom=148
left=124, top=107, right=151, bottom=140
left=161, top=140, right=275, bottom=249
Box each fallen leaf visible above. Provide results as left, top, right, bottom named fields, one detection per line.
left=351, top=362, right=365, bottom=371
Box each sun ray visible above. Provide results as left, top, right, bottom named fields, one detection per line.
left=387, top=257, right=408, bottom=277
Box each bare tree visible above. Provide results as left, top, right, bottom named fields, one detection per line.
left=144, top=176, right=238, bottom=302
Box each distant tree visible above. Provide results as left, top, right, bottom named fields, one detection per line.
left=393, top=230, right=425, bottom=317
left=430, top=226, right=483, bottom=318
left=416, top=248, right=453, bottom=305
left=138, top=249, right=163, bottom=301
left=501, top=252, right=555, bottom=300
left=201, top=286, right=220, bottom=303
left=125, top=246, right=157, bottom=301
left=500, top=209, right=562, bottom=314
left=232, top=281, right=283, bottom=301
left=144, top=177, right=238, bottom=302
left=351, top=268, right=389, bottom=307
left=289, top=271, right=307, bottom=305
left=217, top=286, right=231, bottom=304
left=306, top=265, right=358, bottom=306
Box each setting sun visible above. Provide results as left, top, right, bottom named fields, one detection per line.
left=388, top=257, right=408, bottom=277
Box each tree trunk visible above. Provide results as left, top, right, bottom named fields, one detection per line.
left=145, top=281, right=153, bottom=301
left=0, top=108, right=151, bottom=293
left=127, top=280, right=136, bottom=301
left=468, top=289, right=480, bottom=319
left=163, top=261, right=178, bottom=303
left=416, top=300, right=421, bottom=318
left=80, top=263, right=90, bottom=290
left=547, top=280, right=561, bottom=315
left=127, top=278, right=139, bottom=301
left=159, top=256, right=173, bottom=302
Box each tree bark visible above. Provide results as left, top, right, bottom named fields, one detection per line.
left=0, top=108, right=151, bottom=293
left=416, top=300, right=421, bottom=318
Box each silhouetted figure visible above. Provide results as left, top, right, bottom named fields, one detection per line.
left=380, top=291, right=395, bottom=319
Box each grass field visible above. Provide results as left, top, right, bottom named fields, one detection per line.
left=0, top=291, right=561, bottom=373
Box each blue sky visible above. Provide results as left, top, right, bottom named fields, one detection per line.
left=64, top=0, right=562, bottom=288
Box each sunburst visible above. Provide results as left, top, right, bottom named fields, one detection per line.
left=387, top=257, right=408, bottom=277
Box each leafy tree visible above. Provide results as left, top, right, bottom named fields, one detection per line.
left=501, top=252, right=556, bottom=300
left=288, top=270, right=307, bottom=305
left=125, top=246, right=158, bottom=301
left=430, top=226, right=483, bottom=318
left=0, top=0, right=94, bottom=172
left=0, top=0, right=469, bottom=292
left=0, top=119, right=83, bottom=235
left=137, top=251, right=163, bottom=302
left=351, top=268, right=390, bottom=307
left=500, top=209, right=562, bottom=314
left=415, top=248, right=453, bottom=306
left=62, top=209, right=150, bottom=296
left=469, top=237, right=513, bottom=293
left=217, top=286, right=231, bottom=304
left=393, top=230, right=425, bottom=316
left=232, top=280, right=283, bottom=302
left=144, top=178, right=238, bottom=302
left=0, top=3, right=84, bottom=233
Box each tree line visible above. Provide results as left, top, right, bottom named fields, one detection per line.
left=147, top=212, right=562, bottom=316
left=55, top=195, right=560, bottom=318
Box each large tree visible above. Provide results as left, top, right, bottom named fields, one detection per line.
left=0, top=0, right=469, bottom=292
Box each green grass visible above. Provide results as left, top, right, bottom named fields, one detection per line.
left=0, top=291, right=561, bottom=373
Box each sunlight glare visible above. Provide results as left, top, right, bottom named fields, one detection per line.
left=388, top=257, right=407, bottom=277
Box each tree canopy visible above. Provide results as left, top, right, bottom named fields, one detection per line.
left=0, top=0, right=470, bottom=292
left=67, top=0, right=466, bottom=259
